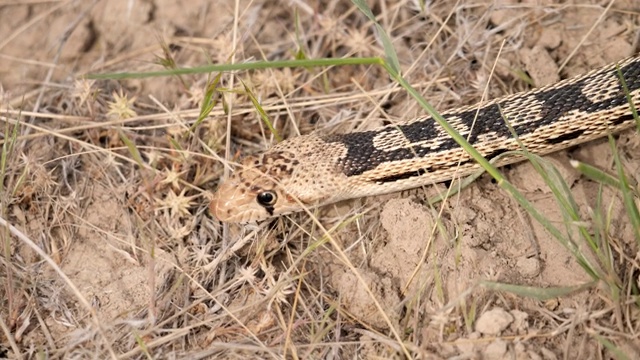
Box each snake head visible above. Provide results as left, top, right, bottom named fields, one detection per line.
left=210, top=135, right=348, bottom=223
left=209, top=155, right=297, bottom=223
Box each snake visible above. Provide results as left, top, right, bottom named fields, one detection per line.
left=210, top=55, right=640, bottom=223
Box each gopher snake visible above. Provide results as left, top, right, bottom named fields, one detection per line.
left=211, top=56, right=640, bottom=223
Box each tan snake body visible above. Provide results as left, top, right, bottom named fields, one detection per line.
left=211, top=56, right=640, bottom=223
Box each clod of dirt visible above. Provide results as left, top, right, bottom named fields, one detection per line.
left=516, top=256, right=541, bottom=278
left=519, top=46, right=560, bottom=87
left=510, top=310, right=530, bottom=333
left=537, top=28, right=562, bottom=50
left=375, top=198, right=444, bottom=295
left=331, top=269, right=400, bottom=329
left=484, top=339, right=508, bottom=360
left=454, top=331, right=481, bottom=357
left=475, top=307, right=514, bottom=335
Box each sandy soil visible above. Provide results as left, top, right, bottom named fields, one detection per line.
left=1, top=0, right=640, bottom=359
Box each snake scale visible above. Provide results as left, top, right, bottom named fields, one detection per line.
left=211, top=55, right=640, bottom=223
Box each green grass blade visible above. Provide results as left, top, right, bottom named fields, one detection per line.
left=616, top=64, right=640, bottom=131
left=87, top=58, right=383, bottom=80
left=592, top=333, right=630, bottom=360
left=609, top=134, right=640, bottom=244
left=351, top=0, right=399, bottom=72
left=480, top=280, right=598, bottom=300
left=242, top=81, right=282, bottom=142
left=0, top=117, right=20, bottom=195
left=294, top=9, right=307, bottom=61
left=521, top=153, right=599, bottom=273
left=571, top=160, right=639, bottom=196
left=120, top=130, right=148, bottom=172
left=427, top=150, right=520, bottom=205
left=190, top=72, right=223, bottom=132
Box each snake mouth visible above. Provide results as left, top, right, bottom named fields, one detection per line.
left=210, top=196, right=256, bottom=223
left=209, top=191, right=231, bottom=222
left=210, top=182, right=252, bottom=223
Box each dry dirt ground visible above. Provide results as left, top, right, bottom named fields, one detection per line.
left=1, top=0, right=640, bottom=359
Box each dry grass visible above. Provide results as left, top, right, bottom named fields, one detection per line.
left=1, top=0, right=640, bottom=359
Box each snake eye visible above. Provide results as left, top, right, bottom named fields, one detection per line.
left=256, top=191, right=277, bottom=206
